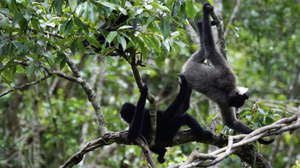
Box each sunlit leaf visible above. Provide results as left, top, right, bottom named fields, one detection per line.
left=16, top=65, right=25, bottom=73
left=68, top=0, right=77, bottom=12
left=152, top=2, right=170, bottom=12
left=208, top=0, right=214, bottom=6
left=186, top=0, right=196, bottom=19
left=106, top=31, right=118, bottom=43
left=117, top=36, right=127, bottom=51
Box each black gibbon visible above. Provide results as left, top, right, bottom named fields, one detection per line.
left=181, top=3, right=273, bottom=144
left=82, top=12, right=136, bottom=52
left=120, top=74, right=214, bottom=163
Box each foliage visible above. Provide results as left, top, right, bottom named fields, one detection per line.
left=0, top=0, right=300, bottom=167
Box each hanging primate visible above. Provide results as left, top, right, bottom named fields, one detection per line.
left=120, top=74, right=214, bottom=163
left=182, top=3, right=273, bottom=144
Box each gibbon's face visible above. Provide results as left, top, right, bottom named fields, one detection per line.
left=228, top=87, right=250, bottom=108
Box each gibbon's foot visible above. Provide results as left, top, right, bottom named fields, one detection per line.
left=258, top=138, right=274, bottom=145
left=203, top=3, right=214, bottom=13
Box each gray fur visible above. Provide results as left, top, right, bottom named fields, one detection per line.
left=181, top=3, right=273, bottom=144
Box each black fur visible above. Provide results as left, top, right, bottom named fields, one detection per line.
left=228, top=91, right=250, bottom=108
left=120, top=74, right=214, bottom=163
left=181, top=3, right=273, bottom=145
left=82, top=12, right=136, bottom=52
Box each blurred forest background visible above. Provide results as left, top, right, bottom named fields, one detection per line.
left=1, top=0, right=300, bottom=167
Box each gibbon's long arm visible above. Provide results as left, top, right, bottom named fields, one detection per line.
left=202, top=4, right=228, bottom=68
left=127, top=85, right=148, bottom=141
left=185, top=113, right=214, bottom=140
left=163, top=74, right=190, bottom=118
left=202, top=3, right=273, bottom=144
left=176, top=87, right=192, bottom=117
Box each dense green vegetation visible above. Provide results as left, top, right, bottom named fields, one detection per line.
left=1, top=0, right=299, bottom=167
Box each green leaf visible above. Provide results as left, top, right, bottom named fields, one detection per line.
left=118, top=25, right=133, bottom=30
left=55, top=53, right=64, bottom=65
left=186, top=0, right=196, bottom=19
left=89, top=3, right=97, bottom=23
left=12, top=12, right=21, bottom=27
left=208, top=0, right=214, bottom=6
left=152, top=2, right=170, bottom=12
left=58, top=52, right=67, bottom=70
left=162, top=40, right=170, bottom=52
left=70, top=40, right=78, bottom=55
left=16, top=65, right=25, bottom=73
left=145, top=5, right=152, bottom=10
left=68, top=0, right=77, bottom=12
left=106, top=31, right=118, bottom=43
left=44, top=51, right=54, bottom=62
left=215, top=124, right=224, bottom=134
left=76, top=38, right=85, bottom=53
left=19, top=15, right=28, bottom=35
left=2, top=68, right=13, bottom=82
left=117, top=36, right=127, bottom=51
left=64, top=19, right=74, bottom=36
left=82, top=1, right=90, bottom=19
left=74, top=17, right=84, bottom=29
left=145, top=35, right=160, bottom=52
left=145, top=15, right=156, bottom=28
left=6, top=0, right=18, bottom=15
left=24, top=10, right=32, bottom=21
left=161, top=17, right=170, bottom=38
left=31, top=18, right=40, bottom=31
left=207, top=113, right=217, bottom=124
left=226, top=24, right=240, bottom=37
left=152, top=52, right=164, bottom=69
left=26, top=62, right=35, bottom=80
left=0, top=17, right=8, bottom=28
left=139, top=42, right=148, bottom=61
left=55, top=0, right=63, bottom=15
left=98, top=1, right=116, bottom=9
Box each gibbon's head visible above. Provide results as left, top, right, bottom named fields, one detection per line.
left=228, top=87, right=250, bottom=108
left=120, top=103, right=136, bottom=123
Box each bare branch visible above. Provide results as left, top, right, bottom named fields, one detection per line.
left=13, top=60, right=80, bottom=83
left=224, top=0, right=242, bottom=38
left=170, top=110, right=300, bottom=168
left=64, top=54, right=108, bottom=135
left=135, top=137, right=158, bottom=168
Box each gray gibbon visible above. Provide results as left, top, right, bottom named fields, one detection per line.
left=120, top=74, right=214, bottom=163
left=182, top=3, right=273, bottom=144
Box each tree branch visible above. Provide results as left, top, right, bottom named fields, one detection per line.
left=13, top=60, right=80, bottom=83
left=169, top=107, right=300, bottom=168
left=210, top=9, right=227, bottom=60
left=224, top=0, right=242, bottom=38
left=0, top=74, right=52, bottom=98
left=64, top=54, right=108, bottom=135
left=60, top=108, right=300, bottom=168
left=135, top=137, right=158, bottom=168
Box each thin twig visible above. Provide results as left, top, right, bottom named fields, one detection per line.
left=0, top=74, right=52, bottom=98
